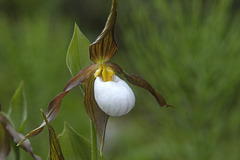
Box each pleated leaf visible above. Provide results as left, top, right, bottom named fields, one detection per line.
left=89, top=0, right=118, bottom=63
left=59, top=123, right=90, bottom=160
left=84, top=75, right=109, bottom=154
left=67, top=23, right=91, bottom=76
left=41, top=110, right=64, bottom=160
left=8, top=81, right=27, bottom=132
left=58, top=123, right=104, bottom=160
left=18, top=64, right=96, bottom=146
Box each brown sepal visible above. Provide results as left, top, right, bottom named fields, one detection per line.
left=89, top=0, right=118, bottom=63
left=18, top=64, right=97, bottom=146
left=83, top=75, right=109, bottom=154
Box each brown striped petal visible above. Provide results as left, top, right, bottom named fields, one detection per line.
left=107, top=62, right=174, bottom=108
left=84, top=75, right=109, bottom=154
left=18, top=64, right=97, bottom=146
left=41, top=110, right=65, bottom=160
left=89, top=0, right=118, bottom=63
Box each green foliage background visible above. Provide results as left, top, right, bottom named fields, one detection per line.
left=1, top=0, right=240, bottom=159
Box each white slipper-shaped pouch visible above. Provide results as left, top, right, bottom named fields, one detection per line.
left=94, top=75, right=135, bottom=116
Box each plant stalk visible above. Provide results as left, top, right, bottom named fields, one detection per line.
left=91, top=121, right=97, bottom=160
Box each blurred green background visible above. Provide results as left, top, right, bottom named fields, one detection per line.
left=1, top=0, right=240, bottom=159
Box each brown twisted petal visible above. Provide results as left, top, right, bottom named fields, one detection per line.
left=0, top=113, right=11, bottom=160
left=18, top=64, right=97, bottom=146
left=89, top=0, right=118, bottom=63
left=107, top=62, right=173, bottom=107
left=0, top=112, right=42, bottom=160
left=41, top=111, right=65, bottom=160
left=84, top=75, right=109, bottom=154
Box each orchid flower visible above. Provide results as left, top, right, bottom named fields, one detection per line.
left=18, top=0, right=172, bottom=153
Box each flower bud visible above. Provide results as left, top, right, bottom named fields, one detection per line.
left=94, top=75, right=135, bottom=116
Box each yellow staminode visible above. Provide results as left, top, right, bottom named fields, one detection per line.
left=94, top=64, right=115, bottom=82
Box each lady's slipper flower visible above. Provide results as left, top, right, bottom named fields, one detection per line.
left=18, top=0, right=172, bottom=152
left=94, top=74, right=135, bottom=116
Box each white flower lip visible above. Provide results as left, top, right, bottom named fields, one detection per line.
left=94, top=75, right=135, bottom=116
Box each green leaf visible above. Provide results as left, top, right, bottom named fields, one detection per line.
left=41, top=110, right=65, bottom=160
left=8, top=81, right=27, bottom=132
left=66, top=23, right=91, bottom=76
left=58, top=123, right=105, bottom=160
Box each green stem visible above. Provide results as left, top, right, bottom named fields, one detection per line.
left=91, top=121, right=97, bottom=160
left=12, top=141, right=20, bottom=160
